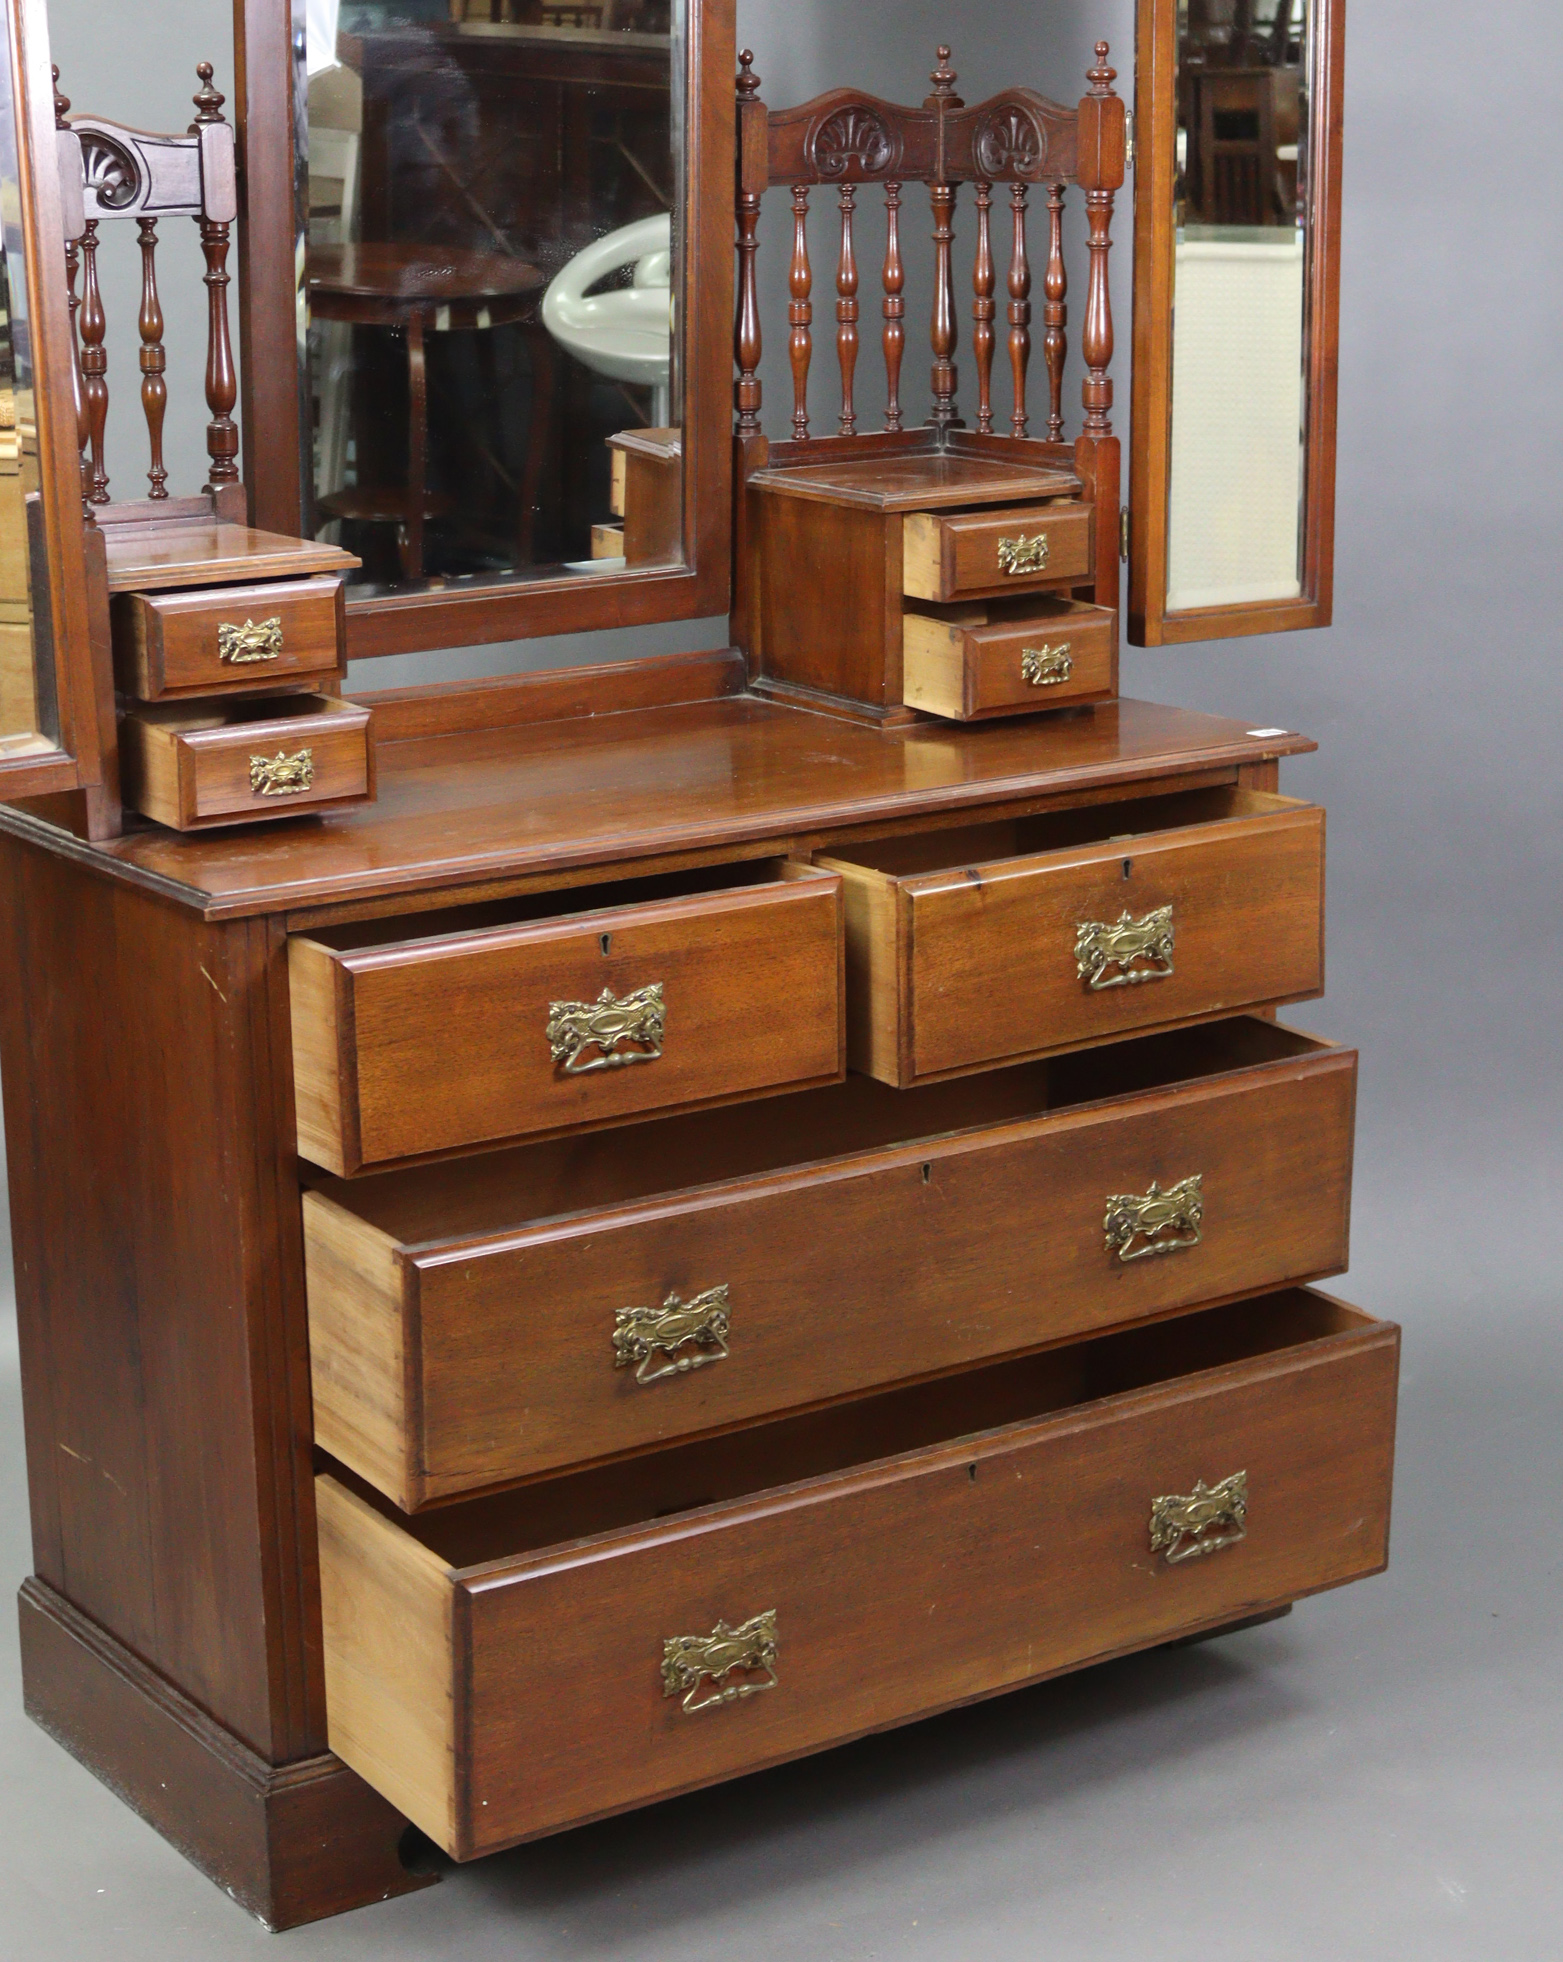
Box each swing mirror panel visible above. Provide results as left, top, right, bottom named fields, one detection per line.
left=1128, top=0, right=1343, bottom=645
left=0, top=0, right=97, bottom=792
left=239, top=0, right=733, bottom=662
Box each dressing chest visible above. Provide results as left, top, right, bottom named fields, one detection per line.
left=0, top=0, right=1385, bottom=1930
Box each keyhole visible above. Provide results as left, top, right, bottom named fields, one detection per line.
left=968, top=1463, right=978, bottom=1483
left=922, top=1162, right=933, bottom=1184
left=600, top=932, right=612, bottom=956
left=1122, top=858, right=1132, bottom=880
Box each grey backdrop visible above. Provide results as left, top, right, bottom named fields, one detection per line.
left=3, top=0, right=1560, bottom=1955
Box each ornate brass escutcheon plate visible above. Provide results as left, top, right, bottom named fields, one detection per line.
left=1149, top=1472, right=1248, bottom=1564
left=661, top=1610, right=779, bottom=1715
left=1103, top=1173, right=1204, bottom=1262
left=1021, top=641, right=1073, bottom=686
left=248, top=747, right=315, bottom=796
left=613, top=1284, right=731, bottom=1385
left=546, top=982, right=665, bottom=1075
left=1074, top=903, right=1175, bottom=989
left=997, top=532, right=1051, bottom=576
left=217, top=615, right=284, bottom=663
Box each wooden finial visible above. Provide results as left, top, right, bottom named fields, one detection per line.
left=1088, top=41, right=1116, bottom=93
left=191, top=62, right=226, bottom=127
left=52, top=65, right=70, bottom=128
left=930, top=46, right=958, bottom=100
left=737, top=49, right=760, bottom=98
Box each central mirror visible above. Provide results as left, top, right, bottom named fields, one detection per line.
left=300, top=0, right=687, bottom=606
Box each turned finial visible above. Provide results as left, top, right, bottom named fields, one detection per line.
left=191, top=62, right=227, bottom=127
left=1088, top=41, right=1116, bottom=93
left=52, top=65, right=70, bottom=128
left=737, top=49, right=760, bottom=98
left=929, top=45, right=958, bottom=100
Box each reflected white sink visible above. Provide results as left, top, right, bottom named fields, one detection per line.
left=542, top=215, right=673, bottom=393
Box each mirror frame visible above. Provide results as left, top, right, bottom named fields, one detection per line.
left=1127, top=0, right=1343, bottom=646
left=0, top=0, right=106, bottom=795
left=230, top=0, right=735, bottom=663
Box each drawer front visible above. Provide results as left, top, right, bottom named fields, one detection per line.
left=114, top=576, right=345, bottom=700
left=306, top=1031, right=1356, bottom=1508
left=903, top=501, right=1095, bottom=603
left=291, top=871, right=845, bottom=1175
left=317, top=1292, right=1399, bottom=1857
left=120, top=696, right=374, bottom=832
left=902, top=600, right=1116, bottom=719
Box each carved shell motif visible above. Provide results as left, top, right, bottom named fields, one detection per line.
left=973, top=104, right=1047, bottom=179
left=78, top=132, right=142, bottom=212
left=809, top=105, right=900, bottom=179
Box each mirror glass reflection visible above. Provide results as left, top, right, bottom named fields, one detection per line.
left=303, top=0, right=685, bottom=598
left=1167, top=0, right=1309, bottom=612
left=0, top=19, right=60, bottom=761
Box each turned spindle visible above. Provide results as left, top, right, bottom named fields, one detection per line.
left=788, top=184, right=813, bottom=441
left=972, top=181, right=995, bottom=435
left=882, top=183, right=905, bottom=432
left=835, top=186, right=860, bottom=436
left=1043, top=183, right=1068, bottom=441
left=137, top=218, right=169, bottom=498
left=734, top=52, right=763, bottom=435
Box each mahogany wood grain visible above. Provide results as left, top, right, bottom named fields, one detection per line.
left=817, top=785, right=1325, bottom=1086
left=316, top=1288, right=1398, bottom=1858
left=113, top=575, right=346, bottom=701
left=901, top=596, right=1117, bottom=720
left=102, top=521, right=357, bottom=595
left=749, top=444, right=1079, bottom=512
left=20, top=1579, right=430, bottom=1930
left=119, top=694, right=375, bottom=831
left=289, top=862, right=845, bottom=1175
left=0, top=698, right=1315, bottom=921
left=902, top=499, right=1095, bottom=603
left=305, top=1018, right=1355, bottom=1509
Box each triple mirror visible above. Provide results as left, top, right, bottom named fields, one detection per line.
left=1129, top=0, right=1342, bottom=643
left=238, top=0, right=732, bottom=659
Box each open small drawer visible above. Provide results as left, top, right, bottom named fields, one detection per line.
left=815, top=785, right=1325, bottom=1087
left=317, top=1287, right=1399, bottom=1859
left=112, top=574, right=347, bottom=702
left=119, top=692, right=374, bottom=831
left=305, top=1017, right=1356, bottom=1509
left=903, top=498, right=1095, bottom=603
left=290, top=861, right=845, bottom=1176
left=902, top=595, right=1117, bottom=720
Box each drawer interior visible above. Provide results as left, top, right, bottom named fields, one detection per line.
left=302, top=858, right=816, bottom=957
left=130, top=690, right=361, bottom=740
left=312, top=1015, right=1331, bottom=1243
left=820, top=785, right=1305, bottom=880
left=338, top=1288, right=1376, bottom=1564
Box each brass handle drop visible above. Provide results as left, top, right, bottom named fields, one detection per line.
left=1022, top=641, right=1073, bottom=686
left=546, top=982, right=665, bottom=1075
left=1074, top=904, right=1175, bottom=990
left=614, top=1284, right=730, bottom=1384
left=248, top=747, right=314, bottom=797
left=997, top=532, right=1051, bottom=576
left=661, top=1610, right=778, bottom=1715
left=218, top=616, right=284, bottom=663
left=1103, top=1174, right=1203, bottom=1262
left=1150, top=1472, right=1248, bottom=1564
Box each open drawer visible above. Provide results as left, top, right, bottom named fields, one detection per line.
left=290, top=861, right=845, bottom=1176
left=306, top=1018, right=1356, bottom=1509
left=815, top=785, right=1324, bottom=1086
left=317, top=1287, right=1399, bottom=1859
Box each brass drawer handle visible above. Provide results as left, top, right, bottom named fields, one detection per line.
left=997, top=532, right=1050, bottom=576
left=1075, top=904, right=1174, bottom=990
left=248, top=747, right=315, bottom=797
left=547, top=982, right=665, bottom=1075
left=218, top=616, right=284, bottom=663
left=1104, top=1174, right=1203, bottom=1262
left=614, top=1284, right=731, bottom=1384
left=1022, top=641, right=1073, bottom=687
left=1150, top=1472, right=1248, bottom=1564
left=662, top=1610, right=778, bottom=1715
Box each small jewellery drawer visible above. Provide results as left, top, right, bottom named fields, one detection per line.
left=816, top=785, right=1324, bottom=1087
left=112, top=575, right=346, bottom=701
left=289, top=862, right=845, bottom=1177
left=120, top=693, right=374, bottom=833
left=306, top=1017, right=1355, bottom=1509
left=903, top=499, right=1095, bottom=603
left=902, top=596, right=1117, bottom=720
left=317, top=1287, right=1399, bottom=1858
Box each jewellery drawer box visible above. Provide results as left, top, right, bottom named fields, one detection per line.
left=119, top=692, right=375, bottom=833
left=902, top=499, right=1096, bottom=603
left=112, top=574, right=347, bottom=702
left=305, top=1018, right=1355, bottom=1510
left=815, top=785, right=1325, bottom=1087
left=902, top=597, right=1117, bottom=720
left=317, top=1288, right=1399, bottom=1860
left=289, top=862, right=845, bottom=1177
